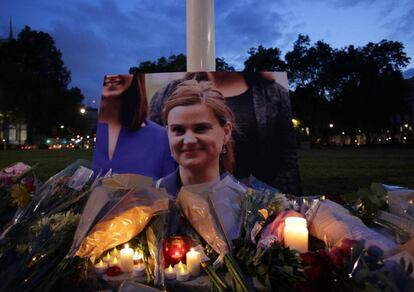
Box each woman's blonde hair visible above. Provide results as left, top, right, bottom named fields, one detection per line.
left=162, top=80, right=235, bottom=173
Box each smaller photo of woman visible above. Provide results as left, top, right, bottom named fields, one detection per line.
left=92, top=74, right=176, bottom=179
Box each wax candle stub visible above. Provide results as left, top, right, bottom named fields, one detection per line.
left=174, top=261, right=187, bottom=272
left=164, top=265, right=176, bottom=280
left=186, top=248, right=201, bottom=277
left=94, top=260, right=107, bottom=274
left=283, top=217, right=308, bottom=253
left=176, top=266, right=190, bottom=282
left=103, top=252, right=112, bottom=263
left=120, top=244, right=134, bottom=273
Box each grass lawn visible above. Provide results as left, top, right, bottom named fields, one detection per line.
left=1, top=147, right=413, bottom=195
left=298, top=146, right=414, bottom=195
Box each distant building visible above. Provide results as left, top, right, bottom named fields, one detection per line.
left=0, top=18, right=13, bottom=46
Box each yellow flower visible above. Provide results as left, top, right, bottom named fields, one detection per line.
left=11, top=184, right=31, bottom=208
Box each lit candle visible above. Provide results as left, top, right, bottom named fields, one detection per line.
left=133, top=251, right=143, bottom=266
left=94, top=259, right=107, bottom=274
left=103, top=252, right=112, bottom=264
left=132, top=262, right=146, bottom=277
left=283, top=217, right=308, bottom=253
left=111, top=247, right=119, bottom=259
left=164, top=265, right=176, bottom=280
left=120, top=244, right=134, bottom=273
left=176, top=266, right=189, bottom=282
left=109, top=257, right=119, bottom=267
left=174, top=260, right=187, bottom=272
left=186, top=248, right=201, bottom=277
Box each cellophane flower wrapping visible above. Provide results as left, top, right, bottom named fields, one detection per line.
left=309, top=199, right=397, bottom=251
left=146, top=213, right=168, bottom=288
left=0, top=160, right=97, bottom=292
left=0, top=162, right=38, bottom=230
left=68, top=174, right=152, bottom=258
left=1, top=160, right=94, bottom=241
left=209, top=174, right=246, bottom=246
left=177, top=174, right=246, bottom=260
left=177, top=179, right=229, bottom=258
left=76, top=185, right=169, bottom=262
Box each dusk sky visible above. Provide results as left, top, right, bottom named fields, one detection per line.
left=1, top=0, right=413, bottom=106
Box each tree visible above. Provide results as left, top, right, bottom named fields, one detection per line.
left=285, top=35, right=336, bottom=142
left=329, top=41, right=410, bottom=142
left=244, top=45, right=286, bottom=72
left=129, top=54, right=234, bottom=73
left=0, top=26, right=85, bottom=143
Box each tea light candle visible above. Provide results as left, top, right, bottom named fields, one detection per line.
left=176, top=266, right=189, bottom=282
left=103, top=252, right=112, bottom=264
left=164, top=265, right=176, bottom=280
left=111, top=247, right=119, bottom=259
left=186, top=248, right=201, bottom=277
left=283, top=217, right=308, bottom=253
left=94, top=260, right=107, bottom=274
left=174, top=260, right=187, bottom=272
left=133, top=251, right=143, bottom=265
left=132, top=262, right=146, bottom=277
left=109, top=257, right=119, bottom=267
left=120, top=244, right=134, bottom=273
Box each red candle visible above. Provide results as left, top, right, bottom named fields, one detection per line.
left=163, top=236, right=192, bottom=267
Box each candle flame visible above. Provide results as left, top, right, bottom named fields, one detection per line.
left=190, top=248, right=195, bottom=252
left=168, top=265, right=173, bottom=272
left=125, top=244, right=129, bottom=249
left=106, top=253, right=111, bottom=259
left=180, top=266, right=185, bottom=273
left=99, top=260, right=104, bottom=267
left=113, top=257, right=118, bottom=264
left=112, top=247, right=118, bottom=255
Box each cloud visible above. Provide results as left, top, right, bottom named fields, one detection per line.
left=215, top=0, right=293, bottom=68
left=20, top=0, right=187, bottom=103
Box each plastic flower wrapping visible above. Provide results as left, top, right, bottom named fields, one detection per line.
left=176, top=174, right=246, bottom=260
left=76, top=185, right=169, bottom=262
left=68, top=174, right=152, bottom=258
left=2, top=160, right=414, bottom=292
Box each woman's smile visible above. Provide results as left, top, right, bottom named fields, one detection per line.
left=167, top=103, right=230, bottom=170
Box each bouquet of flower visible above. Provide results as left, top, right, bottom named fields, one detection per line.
left=0, top=162, right=37, bottom=230
left=0, top=160, right=96, bottom=292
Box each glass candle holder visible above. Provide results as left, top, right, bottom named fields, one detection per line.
left=163, top=236, right=192, bottom=267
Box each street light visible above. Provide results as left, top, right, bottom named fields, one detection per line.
left=329, top=123, right=334, bottom=128
left=60, top=125, right=65, bottom=129
left=80, top=108, right=86, bottom=115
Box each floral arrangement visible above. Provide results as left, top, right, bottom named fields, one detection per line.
left=1, top=162, right=414, bottom=292
left=0, top=162, right=37, bottom=230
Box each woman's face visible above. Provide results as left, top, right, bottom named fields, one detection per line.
left=102, top=74, right=133, bottom=99
left=167, top=103, right=232, bottom=171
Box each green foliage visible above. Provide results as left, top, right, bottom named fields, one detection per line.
left=244, top=45, right=285, bottom=72
left=285, top=34, right=410, bottom=141
left=129, top=54, right=234, bottom=73
left=233, top=239, right=304, bottom=291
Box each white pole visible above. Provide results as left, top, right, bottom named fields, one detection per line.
left=186, top=0, right=216, bottom=71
